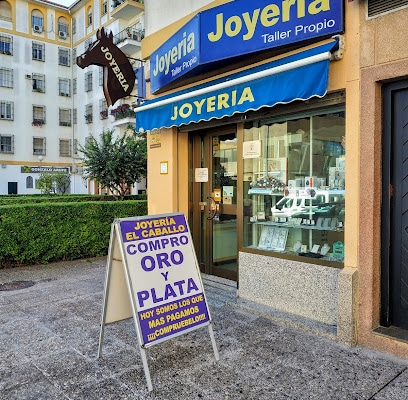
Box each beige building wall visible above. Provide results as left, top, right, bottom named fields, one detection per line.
left=359, top=4, right=408, bottom=360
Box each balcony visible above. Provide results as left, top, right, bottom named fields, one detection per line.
left=114, top=26, right=144, bottom=55
left=110, top=103, right=135, bottom=127
left=111, top=0, right=144, bottom=20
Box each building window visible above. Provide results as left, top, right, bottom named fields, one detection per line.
left=0, top=101, right=13, bottom=120
left=33, top=137, right=46, bottom=155
left=85, top=72, right=92, bottom=92
left=32, top=105, right=46, bottom=126
left=32, top=73, right=45, bottom=93
left=73, top=108, right=77, bottom=124
left=57, top=17, right=69, bottom=39
left=0, top=1, right=12, bottom=22
left=102, top=1, right=108, bottom=16
left=73, top=138, right=78, bottom=155
left=59, top=139, right=71, bottom=157
left=59, top=48, right=70, bottom=66
left=0, top=34, right=12, bottom=55
left=58, top=78, right=70, bottom=96
left=242, top=106, right=345, bottom=265
left=87, top=7, right=93, bottom=27
left=32, top=42, right=45, bottom=61
left=99, top=67, right=103, bottom=86
left=73, top=78, right=77, bottom=95
left=99, top=99, right=108, bottom=119
left=368, top=0, right=408, bottom=17
left=59, top=109, right=71, bottom=127
left=85, top=104, right=93, bottom=123
left=84, top=38, right=93, bottom=50
left=26, top=176, right=34, bottom=189
left=72, top=48, right=77, bottom=65
left=72, top=18, right=76, bottom=34
left=31, top=12, right=44, bottom=33
left=0, top=68, right=13, bottom=88
left=0, top=134, right=13, bottom=153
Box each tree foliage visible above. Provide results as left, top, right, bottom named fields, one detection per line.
left=79, top=126, right=147, bottom=200
left=37, top=172, right=71, bottom=195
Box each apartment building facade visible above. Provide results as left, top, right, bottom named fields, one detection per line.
left=0, top=0, right=145, bottom=195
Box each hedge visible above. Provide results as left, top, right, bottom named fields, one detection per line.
left=0, top=194, right=147, bottom=205
left=0, top=200, right=147, bottom=267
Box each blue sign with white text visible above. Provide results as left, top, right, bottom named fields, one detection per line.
left=150, top=0, right=343, bottom=93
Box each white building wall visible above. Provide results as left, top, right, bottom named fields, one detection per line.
left=144, top=0, right=211, bottom=35
left=0, top=0, right=146, bottom=195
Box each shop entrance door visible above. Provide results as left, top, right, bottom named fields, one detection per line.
left=382, top=81, right=408, bottom=331
left=192, top=128, right=238, bottom=281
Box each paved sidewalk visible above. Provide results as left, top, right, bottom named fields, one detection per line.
left=1, top=257, right=408, bottom=400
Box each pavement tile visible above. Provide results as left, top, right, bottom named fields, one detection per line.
left=1, top=258, right=408, bottom=400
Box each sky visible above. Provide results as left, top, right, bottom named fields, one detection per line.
left=50, top=0, right=76, bottom=6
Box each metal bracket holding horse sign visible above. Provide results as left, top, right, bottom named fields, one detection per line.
left=76, top=27, right=136, bottom=106
left=98, top=212, right=219, bottom=392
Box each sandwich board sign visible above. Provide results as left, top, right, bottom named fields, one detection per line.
left=98, top=212, right=219, bottom=391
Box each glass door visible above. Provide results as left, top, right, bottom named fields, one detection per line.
left=193, top=129, right=238, bottom=281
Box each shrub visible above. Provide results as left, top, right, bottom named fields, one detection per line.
left=0, top=199, right=147, bottom=267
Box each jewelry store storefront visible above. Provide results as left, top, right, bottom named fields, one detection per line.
left=138, top=0, right=359, bottom=345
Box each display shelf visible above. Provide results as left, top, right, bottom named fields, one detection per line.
left=249, top=220, right=344, bottom=232
left=247, top=188, right=284, bottom=195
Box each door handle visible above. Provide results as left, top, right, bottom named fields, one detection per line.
left=207, top=196, right=217, bottom=220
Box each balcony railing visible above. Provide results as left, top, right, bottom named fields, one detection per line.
left=111, top=0, right=144, bottom=19
left=110, top=104, right=134, bottom=121
left=114, top=26, right=144, bottom=45
left=112, top=0, right=144, bottom=10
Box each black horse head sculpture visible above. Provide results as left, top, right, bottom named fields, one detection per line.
left=76, top=27, right=136, bottom=106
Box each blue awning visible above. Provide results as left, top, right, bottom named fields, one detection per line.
left=136, top=40, right=339, bottom=132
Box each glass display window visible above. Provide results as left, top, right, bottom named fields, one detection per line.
left=242, top=107, right=345, bottom=265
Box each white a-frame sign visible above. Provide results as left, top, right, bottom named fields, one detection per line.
left=98, top=212, right=219, bottom=391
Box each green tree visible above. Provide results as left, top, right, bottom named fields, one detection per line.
left=79, top=126, right=147, bottom=200
left=37, top=172, right=71, bottom=195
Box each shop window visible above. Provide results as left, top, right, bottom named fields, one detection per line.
left=368, top=0, right=408, bottom=17
left=242, top=107, right=345, bottom=265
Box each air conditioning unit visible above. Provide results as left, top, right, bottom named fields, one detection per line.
left=59, top=31, right=67, bottom=39
left=25, top=74, right=32, bottom=79
left=33, top=25, right=43, bottom=33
